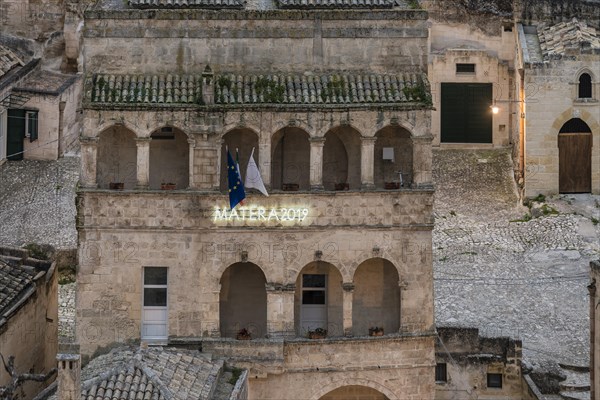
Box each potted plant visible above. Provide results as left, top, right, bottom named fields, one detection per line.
left=160, top=182, right=176, bottom=190
left=384, top=182, right=400, bottom=190
left=334, top=182, right=349, bottom=191
left=109, top=182, right=124, bottom=190
left=283, top=183, right=299, bottom=191
left=369, top=326, right=384, bottom=336
left=307, top=327, right=327, bottom=339
left=236, top=328, right=252, bottom=340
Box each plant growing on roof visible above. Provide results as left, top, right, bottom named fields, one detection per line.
left=255, top=77, right=285, bottom=103
left=217, top=75, right=232, bottom=91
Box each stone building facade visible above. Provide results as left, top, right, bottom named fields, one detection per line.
left=0, top=247, right=58, bottom=399
left=517, top=19, right=600, bottom=196
left=434, top=327, right=524, bottom=400
left=591, top=260, right=600, bottom=400
left=76, top=3, right=436, bottom=399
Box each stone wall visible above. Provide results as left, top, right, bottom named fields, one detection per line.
left=82, top=10, right=429, bottom=75
left=198, top=335, right=435, bottom=399
left=0, top=263, right=58, bottom=399
left=591, top=260, right=600, bottom=400
left=76, top=190, right=434, bottom=357
left=428, top=22, right=515, bottom=148
left=435, top=327, right=523, bottom=400
left=523, top=57, right=600, bottom=196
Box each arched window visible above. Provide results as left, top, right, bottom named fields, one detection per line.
left=578, top=73, right=592, bottom=99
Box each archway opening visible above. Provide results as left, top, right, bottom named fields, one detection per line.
left=558, top=118, right=592, bottom=194
left=319, top=386, right=389, bottom=400
left=578, top=73, right=592, bottom=99
left=219, top=262, right=267, bottom=338
left=374, top=126, right=413, bottom=189
left=352, top=258, right=399, bottom=336
left=97, top=126, right=137, bottom=189
left=294, top=261, right=343, bottom=337
left=220, top=128, right=259, bottom=192
left=149, top=127, right=189, bottom=190
left=271, top=127, right=310, bottom=191
left=323, top=126, right=361, bottom=190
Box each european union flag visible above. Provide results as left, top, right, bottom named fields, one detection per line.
left=227, top=149, right=245, bottom=210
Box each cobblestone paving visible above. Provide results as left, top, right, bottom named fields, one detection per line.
left=433, top=149, right=599, bottom=372
left=0, top=158, right=78, bottom=249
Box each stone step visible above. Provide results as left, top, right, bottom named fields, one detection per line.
left=560, top=390, right=590, bottom=400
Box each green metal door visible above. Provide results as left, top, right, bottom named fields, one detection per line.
left=441, top=83, right=493, bottom=143
left=7, top=109, right=25, bottom=160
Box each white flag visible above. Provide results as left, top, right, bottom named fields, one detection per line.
left=245, top=147, right=269, bottom=196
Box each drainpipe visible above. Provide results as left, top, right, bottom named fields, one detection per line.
left=589, top=278, right=596, bottom=400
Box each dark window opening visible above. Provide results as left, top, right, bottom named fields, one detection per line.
left=25, top=111, right=38, bottom=142
left=456, top=64, right=476, bottom=74
left=559, top=118, right=592, bottom=133
left=578, top=73, right=592, bottom=98
left=144, top=267, right=168, bottom=285
left=151, top=127, right=175, bottom=140
left=435, top=363, right=447, bottom=382
left=487, top=373, right=503, bottom=388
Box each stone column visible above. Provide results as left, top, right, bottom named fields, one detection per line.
left=266, top=283, right=295, bottom=338
left=195, top=137, right=220, bottom=190
left=135, top=137, right=151, bottom=190
left=398, top=279, right=408, bottom=332
left=309, top=137, right=325, bottom=190
left=412, top=135, right=433, bottom=188
left=360, top=137, right=376, bottom=189
left=79, top=136, right=98, bottom=188
left=259, top=141, right=271, bottom=189
left=342, top=282, right=354, bottom=337
left=187, top=137, right=196, bottom=189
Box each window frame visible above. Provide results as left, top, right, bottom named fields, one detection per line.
left=577, top=72, right=593, bottom=99
left=456, top=63, right=476, bottom=74
left=25, top=110, right=38, bottom=142
left=487, top=373, right=503, bottom=389
left=141, top=266, right=169, bottom=341
left=435, top=363, right=447, bottom=383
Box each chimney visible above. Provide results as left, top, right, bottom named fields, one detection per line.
left=56, top=343, right=80, bottom=400
left=202, top=64, right=214, bottom=105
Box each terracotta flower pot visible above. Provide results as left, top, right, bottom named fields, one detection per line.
left=384, top=182, right=400, bottom=190
left=369, top=328, right=384, bottom=336
left=161, top=183, right=176, bottom=190
left=335, top=183, right=349, bottom=191
left=283, top=183, right=299, bottom=191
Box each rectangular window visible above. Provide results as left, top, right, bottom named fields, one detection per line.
left=435, top=363, right=447, bottom=382
left=25, top=111, right=38, bottom=142
left=487, top=373, right=503, bottom=388
left=456, top=63, right=476, bottom=74
left=142, top=267, right=168, bottom=340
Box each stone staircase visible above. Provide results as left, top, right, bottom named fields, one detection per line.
left=558, top=364, right=590, bottom=400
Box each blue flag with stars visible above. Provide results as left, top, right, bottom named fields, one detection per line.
left=227, top=149, right=245, bottom=210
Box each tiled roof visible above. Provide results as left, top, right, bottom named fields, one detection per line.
left=0, top=260, right=37, bottom=322
left=0, top=44, right=23, bottom=79
left=89, top=72, right=431, bottom=107
left=276, top=0, right=397, bottom=9
left=14, top=69, right=78, bottom=96
left=538, top=18, right=600, bottom=58
left=43, top=347, right=237, bottom=400
left=128, top=0, right=245, bottom=8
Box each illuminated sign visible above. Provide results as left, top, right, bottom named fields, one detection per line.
left=213, top=206, right=309, bottom=223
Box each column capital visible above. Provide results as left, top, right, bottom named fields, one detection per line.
left=80, top=136, right=99, bottom=145
left=135, top=137, right=152, bottom=144
left=187, top=138, right=196, bottom=146
left=342, top=282, right=355, bottom=292
left=411, top=135, right=434, bottom=143
left=265, top=282, right=296, bottom=292
left=360, top=136, right=378, bottom=143
left=309, top=136, right=326, bottom=144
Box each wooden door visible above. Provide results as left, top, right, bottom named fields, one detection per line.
left=558, top=132, right=592, bottom=193
left=7, top=109, right=25, bottom=161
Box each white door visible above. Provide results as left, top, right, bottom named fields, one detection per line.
left=142, top=267, right=168, bottom=341
left=300, top=274, right=327, bottom=334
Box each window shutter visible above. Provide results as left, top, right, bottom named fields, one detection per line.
left=28, top=111, right=38, bottom=142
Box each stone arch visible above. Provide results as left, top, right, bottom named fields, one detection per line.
left=220, top=128, right=260, bottom=192
left=551, top=108, right=600, bottom=135
left=294, top=261, right=344, bottom=337
left=219, top=262, right=267, bottom=338
left=312, top=379, right=397, bottom=400
left=323, top=126, right=362, bottom=190
left=93, top=119, right=145, bottom=139
left=578, top=72, right=593, bottom=99
left=149, top=126, right=189, bottom=190
left=374, top=125, right=413, bottom=189
left=96, top=125, right=138, bottom=189
left=271, top=127, right=311, bottom=191
left=352, top=258, right=400, bottom=336
left=349, top=254, right=404, bottom=281
left=558, top=118, right=593, bottom=193
left=271, top=120, right=317, bottom=139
